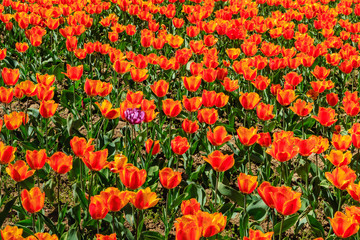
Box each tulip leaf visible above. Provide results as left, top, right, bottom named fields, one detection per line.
left=141, top=231, right=163, bottom=240
left=170, top=192, right=189, bottom=210
left=0, top=197, right=16, bottom=228
left=74, top=185, right=88, bottom=210
left=307, top=215, right=325, bottom=237
left=274, top=215, right=299, bottom=235
left=217, top=182, right=244, bottom=206
left=37, top=212, right=60, bottom=237
left=247, top=199, right=269, bottom=221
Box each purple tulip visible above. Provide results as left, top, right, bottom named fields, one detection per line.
left=124, top=108, right=145, bottom=125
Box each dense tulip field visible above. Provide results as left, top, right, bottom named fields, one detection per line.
left=3, top=0, right=360, bottom=239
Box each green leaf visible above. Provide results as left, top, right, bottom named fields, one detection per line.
left=307, top=215, right=325, bottom=237
left=141, top=231, right=164, bottom=240
left=37, top=212, right=60, bottom=237
left=274, top=215, right=299, bottom=235
left=0, top=198, right=16, bottom=228
left=217, top=182, right=244, bottom=206
left=170, top=193, right=189, bottom=209
left=73, top=185, right=88, bottom=209
left=247, top=199, right=269, bottom=221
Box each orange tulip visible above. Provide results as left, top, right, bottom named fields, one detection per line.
left=2, top=67, right=20, bottom=86
left=258, top=181, right=277, bottom=208
left=207, top=126, right=231, bottom=146
left=0, top=87, right=13, bottom=103
left=1, top=225, right=23, bottom=240
left=171, top=136, right=190, bottom=155
left=113, top=60, right=131, bottom=74
left=182, top=119, right=199, bottom=134
left=66, top=36, right=78, bottom=52
left=95, top=100, right=121, bottom=119
left=289, top=99, right=313, bottom=117
left=296, top=137, right=317, bottom=157
left=332, top=134, right=352, bottom=151
left=162, top=99, right=182, bottom=117
left=256, top=103, right=274, bottom=121
left=312, top=66, right=330, bottom=80
left=266, top=138, right=298, bottom=162
left=257, top=132, right=272, bottom=147
left=130, top=68, right=148, bottom=82
left=0, top=142, right=16, bottom=165
left=326, top=150, right=352, bottom=167
left=39, top=100, right=58, bottom=118
left=277, top=89, right=297, bottom=106
left=36, top=73, right=55, bottom=87
left=6, top=160, right=35, bottom=182
left=82, top=149, right=108, bottom=171
left=197, top=108, right=218, bottom=125
left=100, top=187, right=129, bottom=212
left=243, top=229, right=274, bottom=240
left=197, top=211, right=227, bottom=237
left=0, top=49, right=7, bottom=61
left=21, top=187, right=45, bottom=213
left=329, top=212, right=359, bottom=238
left=26, top=149, right=47, bottom=170
left=182, top=96, right=202, bottom=112
left=47, top=152, right=73, bottom=174
left=145, top=139, right=160, bottom=155
left=236, top=126, right=259, bottom=146
left=63, top=64, right=83, bottom=81
left=272, top=186, right=302, bottom=215
left=203, top=150, right=234, bottom=172
left=150, top=80, right=169, bottom=98
left=175, top=215, right=201, bottom=240
left=310, top=135, right=330, bottom=154
left=70, top=136, right=95, bottom=157
left=347, top=182, right=360, bottom=202
left=202, top=90, right=217, bottom=108
left=239, top=92, right=261, bottom=110
left=312, top=107, right=337, bottom=127
left=183, top=76, right=202, bottom=92
left=84, top=79, right=112, bottom=97
left=126, top=90, right=143, bottom=105
left=326, top=93, right=339, bottom=106
left=159, top=167, right=182, bottom=189
left=15, top=42, right=29, bottom=53
left=325, top=166, right=356, bottom=190
left=119, top=163, right=147, bottom=190
left=106, top=153, right=128, bottom=174
left=89, top=195, right=109, bottom=220
left=237, top=173, right=258, bottom=194
left=4, top=111, right=27, bottom=130
left=128, top=187, right=159, bottom=209
left=221, top=78, right=239, bottom=92
left=96, top=233, right=117, bottom=240
left=181, top=198, right=201, bottom=215
left=26, top=232, right=58, bottom=240
left=18, top=80, right=37, bottom=97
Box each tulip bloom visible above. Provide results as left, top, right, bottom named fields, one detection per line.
left=182, top=119, right=199, bottom=134
left=4, top=112, right=28, bottom=130
left=243, top=229, right=274, bottom=240
left=162, top=99, right=182, bottom=117
left=256, top=103, right=274, bottom=121
left=183, top=76, right=202, bottom=92
left=181, top=198, right=201, bottom=215
left=26, top=149, right=47, bottom=170
left=272, top=186, right=302, bottom=215
left=145, top=139, right=160, bottom=155
left=266, top=138, right=298, bottom=162
left=237, top=127, right=259, bottom=146
left=128, top=187, right=160, bottom=210
left=21, top=187, right=45, bottom=213
left=96, top=234, right=117, bottom=240
left=159, top=167, right=182, bottom=189
left=239, top=92, right=261, bottom=110
left=257, top=132, right=272, bottom=147
left=347, top=182, right=360, bottom=202
left=182, top=96, right=202, bottom=112
left=27, top=232, right=58, bottom=240
left=171, top=136, right=190, bottom=155
left=119, top=164, right=147, bottom=190
left=276, top=89, right=297, bottom=106
left=2, top=67, right=20, bottom=86
left=70, top=136, right=95, bottom=157
left=150, top=80, right=169, bottom=98
left=207, top=126, right=231, bottom=146
left=0, top=226, right=23, bottom=240
left=258, top=182, right=277, bottom=208
left=326, top=150, right=352, bottom=167
left=0, top=142, right=16, bottom=164
left=63, top=64, right=83, bottom=81
left=47, top=152, right=73, bottom=174
left=203, top=150, right=234, bottom=172
left=100, top=187, right=129, bottom=212
left=197, top=108, right=218, bottom=125
left=197, top=211, right=227, bottom=237
left=332, top=134, right=352, bottom=151
left=82, top=149, right=108, bottom=172
left=237, top=173, right=258, bottom=194
left=289, top=99, right=313, bottom=117
left=312, top=107, right=337, bottom=127
left=329, top=212, right=359, bottom=238
left=39, top=100, right=59, bottom=118
left=296, top=138, right=317, bottom=157
left=325, top=166, right=356, bottom=190
left=89, top=195, right=109, bottom=220
left=175, top=215, right=202, bottom=240
left=95, top=100, right=121, bottom=119
left=6, top=160, right=35, bottom=182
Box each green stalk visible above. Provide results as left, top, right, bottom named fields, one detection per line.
left=279, top=216, right=284, bottom=240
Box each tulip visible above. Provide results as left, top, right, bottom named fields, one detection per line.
left=326, top=93, right=339, bottom=106
left=277, top=89, right=297, bottom=106
left=0, top=225, right=23, bottom=240
left=289, top=99, right=313, bottom=117
left=312, top=107, right=337, bottom=127
left=326, top=150, right=352, bottom=167
left=202, top=90, right=217, bottom=108
left=203, top=150, right=234, bottom=172
left=237, top=173, right=258, bottom=194
left=181, top=198, right=201, bottom=215
left=82, top=149, right=108, bottom=172
left=257, top=132, right=272, bottom=147
left=182, top=76, right=202, bottom=92
left=145, top=139, right=160, bottom=155
left=100, top=187, right=129, bottom=212
left=150, top=80, right=169, bottom=98
left=256, top=103, right=274, bottom=121
left=21, top=187, right=45, bottom=213
left=4, top=112, right=28, bottom=130
left=237, top=126, right=259, bottom=146
left=162, top=99, right=182, bottom=117
left=266, top=138, right=298, bottom=162
left=171, top=136, right=190, bottom=155
left=325, top=166, right=356, bottom=190
left=70, top=136, right=95, bottom=157
left=119, top=163, right=147, bottom=190
left=207, top=126, right=232, bottom=146
left=47, top=152, right=73, bottom=174
left=2, top=67, right=20, bottom=86
left=95, top=100, right=121, bottom=119
left=0, top=142, right=16, bottom=164
left=272, top=186, right=302, bottom=216
left=128, top=187, right=160, bottom=209
left=197, top=211, right=227, bottom=237
left=6, top=160, right=35, bottom=182
left=182, top=96, right=202, bottom=112
left=26, top=232, right=58, bottom=240
left=159, top=167, right=182, bottom=189
left=329, top=211, right=359, bottom=238
left=0, top=49, right=6, bottom=61
left=0, top=87, right=13, bottom=103
left=257, top=181, right=277, bottom=208
left=296, top=138, right=317, bottom=157
left=89, top=195, right=109, bottom=220
left=243, top=229, right=274, bottom=240
left=332, top=134, right=352, bottom=151
left=347, top=182, right=360, bottom=202
left=39, top=100, right=58, bottom=118
left=181, top=119, right=199, bottom=134
left=36, top=73, right=55, bottom=86
left=239, top=92, right=261, bottom=110
left=175, top=215, right=202, bottom=240
left=106, top=154, right=128, bottom=173
left=311, top=135, right=330, bottom=154
left=26, top=149, right=47, bottom=170
left=312, top=66, right=330, bottom=80
left=96, top=233, right=117, bottom=240
left=197, top=108, right=218, bottom=125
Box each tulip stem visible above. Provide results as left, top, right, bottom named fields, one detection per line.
left=112, top=212, right=116, bottom=234
left=37, top=170, right=40, bottom=188
left=58, top=174, right=61, bottom=214
left=45, top=118, right=48, bottom=152
left=88, top=171, right=94, bottom=209
left=80, top=159, right=84, bottom=193
left=97, top=220, right=100, bottom=234
left=214, top=171, right=219, bottom=211
left=337, top=188, right=342, bottom=211
left=89, top=97, right=93, bottom=138
left=278, top=215, right=284, bottom=240
left=32, top=213, right=36, bottom=232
